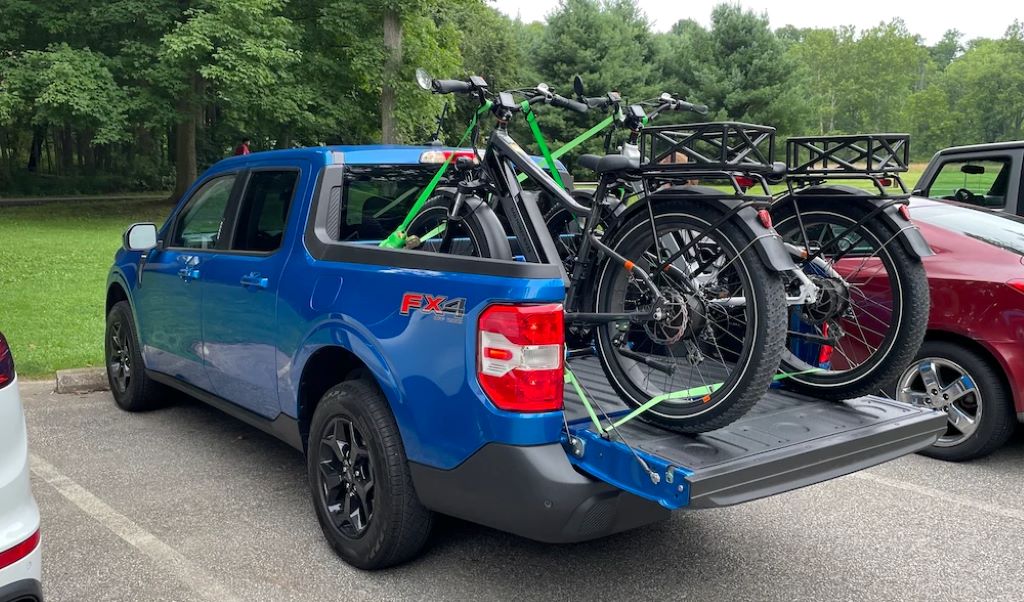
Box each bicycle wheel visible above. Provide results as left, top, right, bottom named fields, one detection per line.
left=592, top=198, right=786, bottom=433
left=772, top=197, right=929, bottom=400
left=405, top=192, right=512, bottom=260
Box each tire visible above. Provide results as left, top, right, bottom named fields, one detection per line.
left=772, top=198, right=929, bottom=401
left=895, top=341, right=1016, bottom=461
left=307, top=380, right=432, bottom=570
left=592, top=199, right=786, bottom=433
left=105, top=300, right=167, bottom=411
left=405, top=193, right=512, bottom=260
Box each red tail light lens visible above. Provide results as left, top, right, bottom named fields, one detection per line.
left=735, top=176, right=756, bottom=189
left=0, top=530, right=38, bottom=570
left=478, top=304, right=564, bottom=412
left=0, top=331, right=14, bottom=389
left=420, top=150, right=478, bottom=164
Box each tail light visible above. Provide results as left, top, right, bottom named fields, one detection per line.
left=757, top=209, right=773, bottom=229
left=0, top=530, right=38, bottom=571
left=878, top=177, right=893, bottom=187
left=478, top=304, right=564, bottom=412
left=0, top=331, right=14, bottom=389
left=1007, top=279, right=1024, bottom=296
left=735, top=176, right=756, bottom=190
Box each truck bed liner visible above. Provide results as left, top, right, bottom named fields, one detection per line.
left=563, top=357, right=947, bottom=509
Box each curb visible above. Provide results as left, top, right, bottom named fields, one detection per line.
left=55, top=368, right=109, bottom=394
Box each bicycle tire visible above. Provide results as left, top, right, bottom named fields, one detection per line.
left=406, top=192, right=512, bottom=260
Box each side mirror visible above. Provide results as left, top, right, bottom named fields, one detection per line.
left=123, top=223, right=158, bottom=252
left=573, top=75, right=585, bottom=98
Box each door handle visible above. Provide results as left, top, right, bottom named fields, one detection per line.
left=178, top=267, right=200, bottom=281
left=240, top=272, right=269, bottom=289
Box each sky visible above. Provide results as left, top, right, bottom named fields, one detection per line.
left=489, top=0, right=1023, bottom=44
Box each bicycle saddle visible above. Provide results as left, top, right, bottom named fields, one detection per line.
left=578, top=153, right=639, bottom=174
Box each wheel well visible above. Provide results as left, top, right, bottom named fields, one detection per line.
left=106, top=282, right=128, bottom=314
left=296, top=346, right=371, bottom=452
left=924, top=329, right=1013, bottom=399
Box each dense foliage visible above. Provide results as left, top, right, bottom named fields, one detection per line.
left=1, top=0, right=1022, bottom=196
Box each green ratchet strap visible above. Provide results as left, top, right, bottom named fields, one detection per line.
left=379, top=100, right=492, bottom=249
left=516, top=112, right=616, bottom=186
left=564, top=365, right=824, bottom=436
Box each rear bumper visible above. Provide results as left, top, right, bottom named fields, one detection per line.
left=410, top=443, right=670, bottom=544
left=0, top=542, right=42, bottom=602
left=0, top=578, right=43, bottom=602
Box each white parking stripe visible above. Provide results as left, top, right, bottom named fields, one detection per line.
left=29, top=454, right=241, bottom=602
left=853, top=471, right=1024, bottom=522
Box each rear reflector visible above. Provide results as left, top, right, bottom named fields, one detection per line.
left=898, top=204, right=911, bottom=221
left=735, top=176, right=756, bottom=189
left=0, top=530, right=39, bottom=570
left=478, top=304, right=564, bottom=412
left=757, top=209, right=773, bottom=229
left=0, top=331, right=14, bottom=389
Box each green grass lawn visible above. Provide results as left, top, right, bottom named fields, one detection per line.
left=0, top=199, right=171, bottom=378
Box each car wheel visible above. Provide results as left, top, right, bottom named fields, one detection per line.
left=307, top=380, right=432, bottom=569
left=895, top=341, right=1015, bottom=461
left=105, top=301, right=167, bottom=411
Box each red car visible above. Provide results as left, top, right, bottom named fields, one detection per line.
left=893, top=197, right=1024, bottom=460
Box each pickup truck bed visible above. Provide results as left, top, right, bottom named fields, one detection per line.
left=563, top=357, right=947, bottom=510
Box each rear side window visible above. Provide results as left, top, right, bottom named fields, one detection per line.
left=337, top=166, right=436, bottom=242
left=926, top=158, right=1011, bottom=209
left=232, top=170, right=298, bottom=252
left=172, top=175, right=236, bottom=249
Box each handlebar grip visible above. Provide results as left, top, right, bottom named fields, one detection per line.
left=432, top=79, right=474, bottom=94
left=676, top=100, right=709, bottom=115
left=550, top=94, right=589, bottom=114
left=584, top=96, right=613, bottom=109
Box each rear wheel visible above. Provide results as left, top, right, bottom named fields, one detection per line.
left=895, top=341, right=1015, bottom=461
left=405, top=193, right=511, bottom=260
left=308, top=380, right=433, bottom=569
left=593, top=199, right=786, bottom=433
left=773, top=199, right=929, bottom=400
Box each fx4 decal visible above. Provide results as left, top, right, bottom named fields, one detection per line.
left=400, top=292, right=467, bottom=323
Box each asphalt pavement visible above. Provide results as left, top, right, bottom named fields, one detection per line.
left=19, top=380, right=1024, bottom=602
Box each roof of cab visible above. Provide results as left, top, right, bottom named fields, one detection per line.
left=210, top=145, right=567, bottom=170
left=935, top=140, right=1024, bottom=155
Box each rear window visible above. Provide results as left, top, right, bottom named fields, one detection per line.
left=914, top=205, right=1024, bottom=256
left=339, top=166, right=437, bottom=242
left=926, top=157, right=1012, bottom=209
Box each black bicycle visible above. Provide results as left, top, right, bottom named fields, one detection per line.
left=399, top=71, right=791, bottom=434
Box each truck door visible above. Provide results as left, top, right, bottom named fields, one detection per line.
left=137, top=174, right=239, bottom=390
left=200, top=167, right=304, bottom=418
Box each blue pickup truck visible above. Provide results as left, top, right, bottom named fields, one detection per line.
left=105, top=145, right=947, bottom=569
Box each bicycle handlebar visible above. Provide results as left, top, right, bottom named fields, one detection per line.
left=432, top=79, right=474, bottom=94
left=673, top=99, right=709, bottom=115
left=549, top=93, right=589, bottom=114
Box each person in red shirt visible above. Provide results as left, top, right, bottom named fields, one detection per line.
left=233, top=137, right=251, bottom=156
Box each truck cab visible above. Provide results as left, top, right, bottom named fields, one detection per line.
left=106, top=145, right=946, bottom=570
left=914, top=141, right=1024, bottom=215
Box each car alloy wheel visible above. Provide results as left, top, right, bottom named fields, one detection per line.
left=896, top=357, right=981, bottom=447
left=316, top=416, right=375, bottom=538
left=107, top=316, right=132, bottom=394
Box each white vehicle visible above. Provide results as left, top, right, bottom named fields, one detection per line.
left=0, top=331, right=42, bottom=602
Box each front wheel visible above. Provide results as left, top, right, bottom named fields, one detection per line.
left=592, top=199, right=786, bottom=433
left=405, top=192, right=512, bottom=260
left=105, top=300, right=168, bottom=411
left=772, top=199, right=929, bottom=400
left=308, top=380, right=433, bottom=569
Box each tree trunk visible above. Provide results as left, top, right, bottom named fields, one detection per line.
left=381, top=7, right=402, bottom=144
left=27, top=128, right=43, bottom=172
left=172, top=74, right=201, bottom=202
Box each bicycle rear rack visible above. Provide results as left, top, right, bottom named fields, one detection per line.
left=785, top=133, right=911, bottom=197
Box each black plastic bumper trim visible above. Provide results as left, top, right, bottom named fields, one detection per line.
left=0, top=578, right=43, bottom=602
left=410, top=443, right=670, bottom=544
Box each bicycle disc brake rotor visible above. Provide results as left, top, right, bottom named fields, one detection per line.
left=643, top=287, right=689, bottom=345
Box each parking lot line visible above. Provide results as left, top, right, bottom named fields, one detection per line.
left=29, top=454, right=242, bottom=602
left=853, top=471, right=1024, bottom=522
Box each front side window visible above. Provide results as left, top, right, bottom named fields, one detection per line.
left=231, top=170, right=299, bottom=252
left=172, top=176, right=236, bottom=249
left=926, top=158, right=1011, bottom=209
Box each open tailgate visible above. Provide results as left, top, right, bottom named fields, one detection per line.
left=563, top=358, right=948, bottom=510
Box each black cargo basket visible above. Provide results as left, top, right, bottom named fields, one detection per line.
left=786, top=133, right=910, bottom=177
left=639, top=121, right=778, bottom=176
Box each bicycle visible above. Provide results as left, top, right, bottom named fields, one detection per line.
left=390, top=71, right=792, bottom=434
